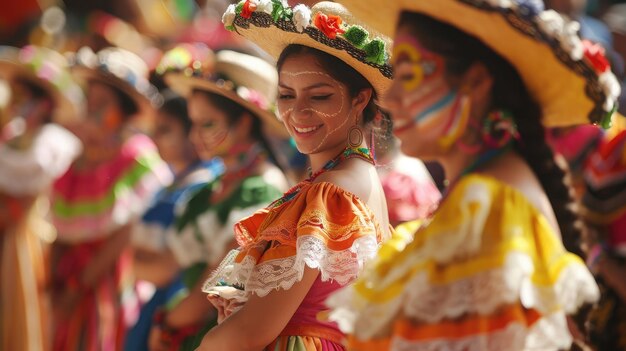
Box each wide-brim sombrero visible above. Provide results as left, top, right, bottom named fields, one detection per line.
left=165, top=50, right=289, bottom=137
left=71, top=47, right=161, bottom=116
left=340, top=0, right=620, bottom=128
left=222, top=1, right=393, bottom=97
left=0, top=45, right=84, bottom=124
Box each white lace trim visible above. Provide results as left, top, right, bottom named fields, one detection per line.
left=328, top=251, right=599, bottom=339
left=204, top=234, right=379, bottom=297
left=389, top=313, right=572, bottom=351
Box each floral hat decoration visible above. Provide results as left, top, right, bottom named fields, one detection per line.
left=0, top=45, right=85, bottom=124
left=339, top=0, right=620, bottom=128
left=155, top=42, right=216, bottom=78
left=221, top=0, right=393, bottom=96
left=165, top=49, right=288, bottom=137
left=71, top=46, right=162, bottom=115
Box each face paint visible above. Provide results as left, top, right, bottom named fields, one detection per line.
left=278, top=70, right=353, bottom=154
left=390, top=35, right=472, bottom=149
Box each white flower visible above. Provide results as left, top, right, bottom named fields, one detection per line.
left=222, top=4, right=237, bottom=27
left=257, top=0, right=273, bottom=15
left=280, top=0, right=289, bottom=8
left=538, top=10, right=584, bottom=61
left=538, top=10, right=565, bottom=37
left=293, top=4, right=311, bottom=33
left=560, top=21, right=584, bottom=60
left=484, top=0, right=513, bottom=8
left=599, top=71, right=621, bottom=111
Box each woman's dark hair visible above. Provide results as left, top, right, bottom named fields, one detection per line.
left=276, top=44, right=393, bottom=142
left=399, top=11, right=586, bottom=257
left=111, top=85, right=139, bottom=117
left=15, top=77, right=55, bottom=123
left=193, top=89, right=285, bottom=171
left=159, top=90, right=192, bottom=134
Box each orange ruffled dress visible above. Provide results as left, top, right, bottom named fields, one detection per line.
left=204, top=182, right=388, bottom=350
left=327, top=174, right=600, bottom=351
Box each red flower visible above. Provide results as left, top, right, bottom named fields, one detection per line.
left=313, top=13, right=345, bottom=39
left=241, top=0, right=257, bottom=19
left=583, top=40, right=610, bottom=74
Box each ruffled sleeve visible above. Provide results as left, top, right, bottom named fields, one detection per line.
left=0, top=124, right=82, bottom=196
left=327, top=174, right=599, bottom=351
left=204, top=182, right=385, bottom=297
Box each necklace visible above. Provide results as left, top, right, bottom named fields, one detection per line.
left=268, top=146, right=375, bottom=209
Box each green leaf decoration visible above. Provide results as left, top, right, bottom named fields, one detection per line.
left=343, top=25, right=369, bottom=48
left=363, top=38, right=387, bottom=65
left=600, top=104, right=617, bottom=129
left=271, top=0, right=292, bottom=21
left=225, top=25, right=236, bottom=31
left=235, top=1, right=245, bottom=15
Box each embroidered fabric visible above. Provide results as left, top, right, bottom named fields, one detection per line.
left=328, top=251, right=599, bottom=339
left=389, top=313, right=572, bottom=351
left=205, top=234, right=379, bottom=297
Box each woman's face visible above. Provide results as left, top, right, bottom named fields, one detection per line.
left=79, top=81, right=125, bottom=145
left=153, top=111, right=193, bottom=165
left=277, top=54, right=359, bottom=156
left=385, top=27, right=464, bottom=160
left=187, top=92, right=235, bottom=161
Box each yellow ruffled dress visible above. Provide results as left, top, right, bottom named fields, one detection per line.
left=328, top=174, right=600, bottom=351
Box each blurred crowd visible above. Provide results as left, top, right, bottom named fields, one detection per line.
left=1, top=0, right=626, bottom=351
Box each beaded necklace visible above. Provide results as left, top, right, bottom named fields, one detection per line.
left=268, top=146, right=374, bottom=209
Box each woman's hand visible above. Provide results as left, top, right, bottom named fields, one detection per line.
left=207, top=295, right=245, bottom=324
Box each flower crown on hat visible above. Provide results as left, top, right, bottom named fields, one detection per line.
left=155, top=43, right=215, bottom=77
left=468, top=0, right=619, bottom=126
left=222, top=0, right=392, bottom=77
left=16, top=45, right=84, bottom=109
left=74, top=47, right=161, bottom=108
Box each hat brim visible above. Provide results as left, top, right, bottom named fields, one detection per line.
left=341, top=0, right=607, bottom=127
left=165, top=73, right=289, bottom=138
left=72, top=66, right=152, bottom=117
left=231, top=12, right=392, bottom=98
left=0, top=61, right=81, bottom=124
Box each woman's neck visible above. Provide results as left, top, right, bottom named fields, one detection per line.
left=308, top=141, right=368, bottom=174
left=439, top=146, right=480, bottom=185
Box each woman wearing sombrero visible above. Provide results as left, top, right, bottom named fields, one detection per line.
left=49, top=47, right=172, bottom=351
left=0, top=45, right=83, bottom=351
left=195, top=2, right=393, bottom=350
left=145, top=50, right=289, bottom=351
left=327, top=0, right=618, bottom=350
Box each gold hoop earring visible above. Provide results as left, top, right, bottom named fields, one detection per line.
left=348, top=125, right=363, bottom=148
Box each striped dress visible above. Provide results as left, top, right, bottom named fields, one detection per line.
left=50, top=134, right=172, bottom=351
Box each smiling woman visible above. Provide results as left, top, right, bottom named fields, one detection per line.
left=195, top=2, right=394, bottom=351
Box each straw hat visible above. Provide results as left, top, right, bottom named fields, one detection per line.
left=165, top=49, right=288, bottom=137
left=0, top=45, right=84, bottom=124
left=71, top=46, right=161, bottom=115
left=221, top=1, right=393, bottom=97
left=339, top=0, right=620, bottom=128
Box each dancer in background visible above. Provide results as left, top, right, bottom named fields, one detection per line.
left=329, top=1, right=615, bottom=349
left=0, top=45, right=83, bottom=351
left=146, top=50, right=288, bottom=351
left=50, top=47, right=171, bottom=351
